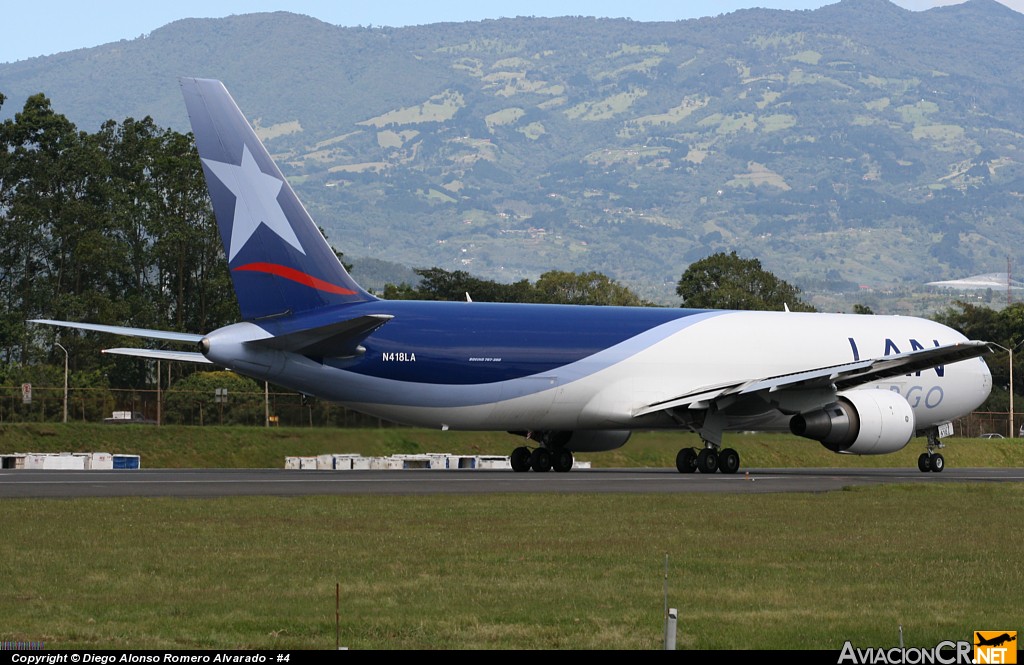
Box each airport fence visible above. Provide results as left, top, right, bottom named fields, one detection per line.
left=0, top=385, right=400, bottom=428
left=960, top=410, right=1020, bottom=438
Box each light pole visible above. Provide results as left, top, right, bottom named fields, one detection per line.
left=988, top=341, right=1017, bottom=438
left=55, top=342, right=68, bottom=423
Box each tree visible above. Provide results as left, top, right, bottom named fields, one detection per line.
left=143, top=125, right=236, bottom=334
left=384, top=267, right=529, bottom=302
left=0, top=94, right=111, bottom=365
left=0, top=94, right=237, bottom=384
left=383, top=267, right=649, bottom=305
left=530, top=270, right=648, bottom=306
left=933, top=301, right=1023, bottom=410
left=676, top=252, right=815, bottom=311
left=163, top=370, right=264, bottom=426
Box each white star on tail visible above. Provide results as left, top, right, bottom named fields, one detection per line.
left=202, top=145, right=305, bottom=261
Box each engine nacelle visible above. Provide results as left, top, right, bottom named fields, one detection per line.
left=789, top=389, right=915, bottom=455
left=517, top=430, right=632, bottom=452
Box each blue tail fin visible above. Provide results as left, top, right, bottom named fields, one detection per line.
left=180, top=78, right=375, bottom=320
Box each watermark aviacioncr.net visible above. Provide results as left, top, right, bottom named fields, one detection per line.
left=838, top=632, right=1018, bottom=665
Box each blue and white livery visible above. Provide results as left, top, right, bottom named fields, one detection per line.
left=32, top=78, right=993, bottom=474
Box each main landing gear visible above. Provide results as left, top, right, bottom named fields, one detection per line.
left=510, top=446, right=574, bottom=473
left=917, top=429, right=945, bottom=473
left=676, top=445, right=740, bottom=474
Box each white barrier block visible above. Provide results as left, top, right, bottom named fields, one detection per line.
left=395, top=454, right=433, bottom=469
left=426, top=454, right=456, bottom=469
left=43, top=453, right=86, bottom=470
left=332, top=454, right=362, bottom=470
left=88, top=453, right=113, bottom=470
left=475, top=456, right=512, bottom=469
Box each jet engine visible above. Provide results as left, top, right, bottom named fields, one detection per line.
left=789, top=389, right=915, bottom=455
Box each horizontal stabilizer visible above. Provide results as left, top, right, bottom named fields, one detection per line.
left=29, top=319, right=204, bottom=343
left=247, top=314, right=394, bottom=358
left=103, top=348, right=213, bottom=364
left=634, top=340, right=992, bottom=417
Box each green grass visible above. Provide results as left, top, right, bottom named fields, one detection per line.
left=1, top=486, right=1022, bottom=649
left=1, top=425, right=1022, bottom=649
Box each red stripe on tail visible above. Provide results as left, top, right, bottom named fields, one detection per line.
left=233, top=262, right=357, bottom=295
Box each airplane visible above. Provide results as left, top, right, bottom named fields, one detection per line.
left=975, top=632, right=1016, bottom=647
left=30, top=78, right=994, bottom=474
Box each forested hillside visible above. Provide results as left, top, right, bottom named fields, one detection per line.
left=2, top=0, right=1023, bottom=311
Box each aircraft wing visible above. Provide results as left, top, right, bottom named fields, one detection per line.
left=633, top=340, right=992, bottom=417
left=29, top=319, right=204, bottom=343
left=103, top=348, right=213, bottom=364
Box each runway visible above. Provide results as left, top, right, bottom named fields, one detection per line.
left=1, top=466, right=1021, bottom=498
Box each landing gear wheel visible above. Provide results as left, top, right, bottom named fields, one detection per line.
left=529, top=448, right=552, bottom=473
left=676, top=448, right=698, bottom=473
left=718, top=448, right=740, bottom=474
left=511, top=446, right=532, bottom=473
left=922, top=427, right=947, bottom=473
left=696, top=448, right=719, bottom=474
left=552, top=449, right=574, bottom=473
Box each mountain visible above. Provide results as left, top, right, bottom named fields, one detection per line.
left=2, top=0, right=1023, bottom=311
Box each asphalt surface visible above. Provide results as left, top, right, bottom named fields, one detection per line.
left=1, top=466, right=1022, bottom=498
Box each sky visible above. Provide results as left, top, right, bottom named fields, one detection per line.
left=2, top=0, right=1023, bottom=64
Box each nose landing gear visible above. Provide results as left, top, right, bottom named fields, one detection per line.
left=918, top=428, right=946, bottom=473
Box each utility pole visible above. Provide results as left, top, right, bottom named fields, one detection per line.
left=55, top=343, right=68, bottom=423
left=990, top=342, right=1016, bottom=437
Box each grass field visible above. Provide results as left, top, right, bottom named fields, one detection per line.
left=1, top=425, right=1022, bottom=650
